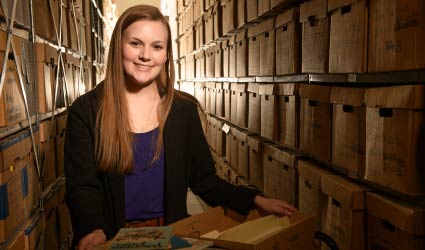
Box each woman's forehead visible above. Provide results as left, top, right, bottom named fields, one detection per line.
left=123, top=20, right=168, bottom=41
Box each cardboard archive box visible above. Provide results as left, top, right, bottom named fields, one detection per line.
left=331, top=87, right=366, bottom=177
left=33, top=0, right=55, bottom=42
left=235, top=82, right=248, bottom=128
left=298, top=160, right=335, bottom=231
left=247, top=0, right=258, bottom=22
left=3, top=230, right=26, bottom=250
left=275, top=8, right=301, bottom=76
left=277, top=83, right=300, bottom=149
left=21, top=154, right=41, bottom=216
left=172, top=207, right=315, bottom=250
left=230, top=82, right=240, bottom=124
left=258, top=18, right=275, bottom=76
left=235, top=128, right=251, bottom=179
left=205, top=46, right=215, bottom=78
left=213, top=2, right=223, bottom=40
left=368, top=0, right=425, bottom=72
left=208, top=81, right=217, bottom=114
left=205, top=81, right=213, bottom=113
left=259, top=84, right=279, bottom=141
left=0, top=49, right=26, bottom=127
left=35, top=42, right=58, bottom=114
left=194, top=18, right=204, bottom=51
left=223, top=82, right=231, bottom=120
left=194, top=82, right=206, bottom=110
left=366, top=192, right=425, bottom=250
left=204, top=8, right=214, bottom=44
left=328, top=0, right=368, bottom=73
left=179, top=57, right=186, bottom=80
left=55, top=113, right=67, bottom=177
left=237, top=0, right=247, bottom=28
left=206, top=116, right=217, bottom=153
left=222, top=38, right=230, bottom=77
left=248, top=135, right=266, bottom=191
left=299, top=84, right=332, bottom=162
left=300, top=0, right=330, bottom=73
left=215, top=155, right=226, bottom=180
left=195, top=50, right=205, bottom=78
left=247, top=83, right=261, bottom=134
left=230, top=127, right=239, bottom=170
left=224, top=123, right=235, bottom=164
left=39, top=120, right=57, bottom=190
left=23, top=210, right=45, bottom=250
left=262, top=143, right=299, bottom=207
left=247, top=24, right=260, bottom=76
left=186, top=53, right=195, bottom=81
left=0, top=161, right=28, bottom=243
left=364, top=85, right=425, bottom=195
left=214, top=42, right=223, bottom=77
left=215, top=82, right=224, bottom=117
left=258, top=0, right=272, bottom=17
left=228, top=35, right=237, bottom=77
left=57, top=181, right=72, bottom=245
left=223, top=0, right=238, bottom=36
left=236, top=30, right=248, bottom=77
left=193, top=0, right=204, bottom=22
left=64, top=54, right=75, bottom=104
left=43, top=186, right=59, bottom=250
left=321, top=174, right=368, bottom=250
left=215, top=117, right=226, bottom=157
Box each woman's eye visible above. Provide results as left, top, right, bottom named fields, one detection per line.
left=153, top=45, right=163, bottom=50
left=130, top=41, right=140, bottom=46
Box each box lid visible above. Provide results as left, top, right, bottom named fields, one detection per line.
left=216, top=82, right=223, bottom=89
left=247, top=24, right=259, bottom=38
left=366, top=192, right=425, bottom=235
left=299, top=84, right=331, bottom=102
left=328, top=0, right=361, bottom=12
left=247, top=83, right=260, bottom=93
left=274, top=83, right=299, bottom=96
left=330, top=87, right=365, bottom=106
left=235, top=29, right=247, bottom=42
left=300, top=0, right=328, bottom=22
left=206, top=81, right=216, bottom=88
left=365, top=85, right=425, bottom=109
left=257, top=18, right=275, bottom=34
left=275, top=8, right=299, bottom=28
left=262, top=143, right=297, bottom=167
left=321, top=174, right=367, bottom=210
left=223, top=82, right=231, bottom=90
left=230, top=82, right=247, bottom=92
left=258, top=84, right=276, bottom=95
left=228, top=34, right=236, bottom=45
left=233, top=128, right=251, bottom=141
left=298, top=160, right=335, bottom=190
left=221, top=39, right=228, bottom=49
left=194, top=81, right=206, bottom=88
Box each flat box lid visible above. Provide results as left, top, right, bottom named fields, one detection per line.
left=330, top=87, right=365, bottom=106
left=300, top=0, right=328, bottom=22
left=365, top=85, right=425, bottom=109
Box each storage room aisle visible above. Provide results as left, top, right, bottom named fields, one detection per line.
left=1, top=0, right=424, bottom=250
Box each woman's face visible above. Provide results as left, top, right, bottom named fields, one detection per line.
left=122, top=20, right=168, bottom=88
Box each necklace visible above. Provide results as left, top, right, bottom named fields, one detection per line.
left=132, top=93, right=158, bottom=133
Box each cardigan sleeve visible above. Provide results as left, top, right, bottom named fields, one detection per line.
left=186, top=103, right=259, bottom=215
left=64, top=95, right=110, bottom=242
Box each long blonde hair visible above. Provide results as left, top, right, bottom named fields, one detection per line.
left=95, top=5, right=175, bottom=174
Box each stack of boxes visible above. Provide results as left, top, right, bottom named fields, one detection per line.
left=175, top=0, right=425, bottom=249
left=0, top=0, right=112, bottom=248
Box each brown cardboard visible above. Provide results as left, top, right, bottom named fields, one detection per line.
left=247, top=0, right=258, bottom=22
left=223, top=38, right=230, bottom=77
left=275, top=83, right=300, bottom=148
left=329, top=0, right=368, bottom=73
left=23, top=211, right=46, bottom=250
left=321, top=174, right=368, bottom=250
left=248, top=135, right=266, bottom=190
left=368, top=0, right=425, bottom=72
left=366, top=192, right=425, bottom=250
left=247, top=25, right=260, bottom=76
left=21, top=154, right=41, bottom=215
left=236, top=30, right=248, bottom=77
left=364, top=85, right=425, bottom=195
left=258, top=18, right=275, bottom=76
left=225, top=124, right=233, bottom=163
left=195, top=50, right=205, bottom=78
left=223, top=82, right=231, bottom=120
left=230, top=127, right=239, bottom=170
left=298, top=160, right=335, bottom=231
left=33, top=0, right=55, bottom=41
left=213, top=2, right=223, bottom=40
left=237, top=0, right=246, bottom=28
left=0, top=162, right=28, bottom=243
left=228, top=35, right=237, bottom=77
left=43, top=188, right=59, bottom=250
left=55, top=132, right=65, bottom=177
left=235, top=129, right=251, bottom=179
left=4, top=230, right=25, bottom=250
left=204, top=10, right=213, bottom=44
left=247, top=83, right=261, bottom=134
left=206, top=46, right=215, bottom=78
left=229, top=83, right=239, bottom=124
left=331, top=87, right=366, bottom=177
left=262, top=143, right=298, bottom=206
left=259, top=84, right=278, bottom=141
left=205, top=81, right=216, bottom=114
left=235, top=83, right=248, bottom=128
left=258, top=0, right=271, bottom=17
left=216, top=82, right=224, bottom=117
left=214, top=42, right=223, bottom=77
left=57, top=183, right=72, bottom=243
left=275, top=8, right=301, bottom=75
left=0, top=52, right=27, bottom=127
left=224, top=0, right=237, bottom=34
left=172, top=207, right=315, bottom=250
left=299, top=85, right=331, bottom=162
left=216, top=118, right=226, bottom=157
left=300, top=0, right=329, bottom=73
left=0, top=129, right=34, bottom=173
left=194, top=82, right=207, bottom=110
left=195, top=18, right=204, bottom=50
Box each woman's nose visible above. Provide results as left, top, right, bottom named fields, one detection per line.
left=139, top=47, right=150, bottom=60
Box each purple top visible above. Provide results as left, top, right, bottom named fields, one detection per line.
left=124, top=128, right=164, bottom=221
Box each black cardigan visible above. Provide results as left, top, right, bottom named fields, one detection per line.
left=64, top=83, right=258, bottom=246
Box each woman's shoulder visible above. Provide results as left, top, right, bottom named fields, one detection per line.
left=173, top=90, right=199, bottom=111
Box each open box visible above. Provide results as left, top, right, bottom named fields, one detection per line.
left=171, top=207, right=315, bottom=250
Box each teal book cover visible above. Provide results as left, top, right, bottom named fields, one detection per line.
left=109, top=226, right=173, bottom=249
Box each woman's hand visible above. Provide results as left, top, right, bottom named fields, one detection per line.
left=77, top=229, right=107, bottom=250
left=254, top=195, right=298, bottom=216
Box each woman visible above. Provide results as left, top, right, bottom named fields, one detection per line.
left=65, top=5, right=297, bottom=250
